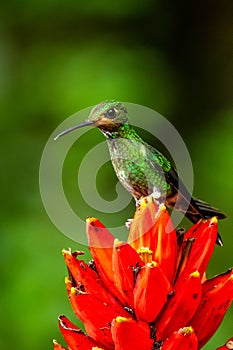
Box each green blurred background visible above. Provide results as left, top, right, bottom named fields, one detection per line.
left=1, top=1, right=233, bottom=349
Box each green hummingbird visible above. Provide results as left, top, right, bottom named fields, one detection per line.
left=54, top=100, right=226, bottom=245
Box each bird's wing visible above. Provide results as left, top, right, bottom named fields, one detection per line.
left=145, top=143, right=217, bottom=217
left=164, top=164, right=226, bottom=221
left=143, top=142, right=171, bottom=174
left=164, top=166, right=198, bottom=211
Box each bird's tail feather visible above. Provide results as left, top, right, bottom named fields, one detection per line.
left=192, top=197, right=226, bottom=220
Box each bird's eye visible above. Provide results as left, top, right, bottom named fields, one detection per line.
left=106, top=108, right=116, bottom=119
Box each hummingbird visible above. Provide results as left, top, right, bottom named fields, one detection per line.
left=54, top=100, right=226, bottom=245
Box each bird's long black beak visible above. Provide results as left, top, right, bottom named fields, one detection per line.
left=54, top=120, right=95, bottom=140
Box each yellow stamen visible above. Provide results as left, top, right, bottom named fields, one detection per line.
left=190, top=271, right=200, bottom=278
left=64, top=276, right=70, bottom=284
left=159, top=204, right=167, bottom=211
left=115, top=316, right=129, bottom=323
left=146, top=261, right=158, bottom=268
left=71, top=287, right=77, bottom=295
left=62, top=248, right=71, bottom=256
left=86, top=217, right=97, bottom=223
left=210, top=216, right=218, bottom=224
left=181, top=326, right=194, bottom=335
left=137, top=247, right=153, bottom=264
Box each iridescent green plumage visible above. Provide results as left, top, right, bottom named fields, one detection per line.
left=55, top=100, right=226, bottom=245
left=104, top=123, right=171, bottom=200
left=86, top=100, right=172, bottom=201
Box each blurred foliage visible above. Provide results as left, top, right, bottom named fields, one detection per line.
left=0, top=1, right=233, bottom=349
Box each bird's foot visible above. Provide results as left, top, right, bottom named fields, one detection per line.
left=136, top=193, right=159, bottom=208
left=136, top=194, right=166, bottom=218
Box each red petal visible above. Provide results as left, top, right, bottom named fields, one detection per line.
left=58, top=315, right=102, bottom=350
left=161, top=326, right=198, bottom=349
left=134, top=261, right=172, bottom=323
left=190, top=268, right=233, bottom=348
left=176, top=218, right=218, bottom=282
left=67, top=283, right=129, bottom=349
left=129, top=202, right=177, bottom=284
left=63, top=249, right=97, bottom=281
left=153, top=205, right=177, bottom=284
left=156, top=271, right=202, bottom=340
left=53, top=339, right=67, bottom=350
left=112, top=240, right=144, bottom=307
left=202, top=268, right=233, bottom=293
left=128, top=198, right=159, bottom=251
left=216, top=337, right=233, bottom=349
left=87, top=217, right=124, bottom=303
left=63, top=250, right=119, bottom=307
left=111, top=317, right=154, bottom=350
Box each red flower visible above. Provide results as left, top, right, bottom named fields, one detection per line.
left=53, top=199, right=233, bottom=349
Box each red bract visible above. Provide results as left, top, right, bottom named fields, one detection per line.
left=156, top=271, right=202, bottom=340
left=111, top=317, right=154, bottom=350
left=53, top=340, right=67, bottom=350
left=58, top=315, right=102, bottom=349
left=190, top=268, right=233, bottom=348
left=161, top=326, right=198, bottom=349
left=54, top=199, right=233, bottom=349
left=134, top=261, right=172, bottom=323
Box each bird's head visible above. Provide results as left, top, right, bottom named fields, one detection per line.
left=54, top=100, right=128, bottom=140
left=88, top=100, right=128, bottom=126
